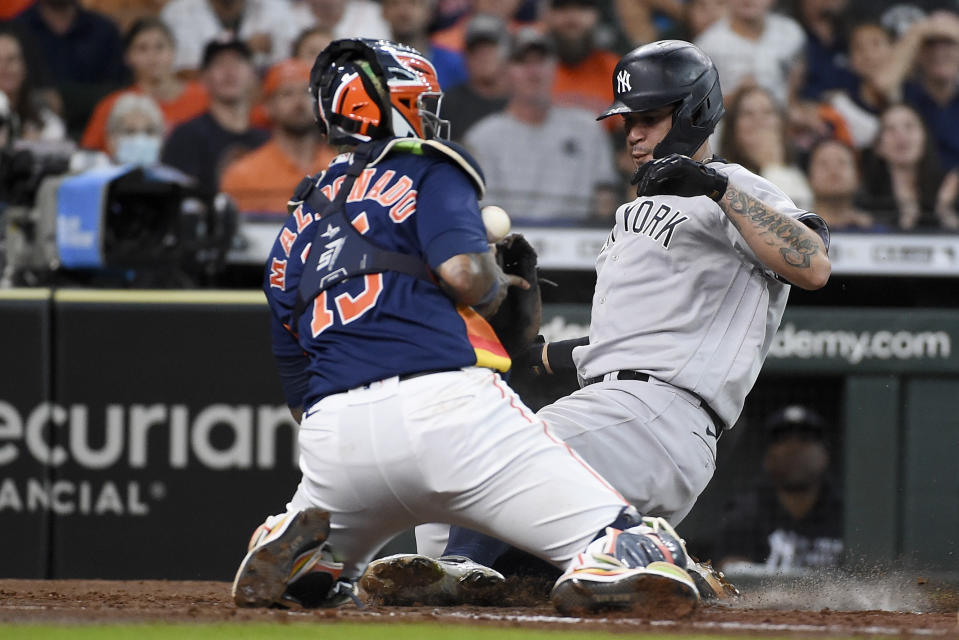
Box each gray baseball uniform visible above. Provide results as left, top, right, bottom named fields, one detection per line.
left=539, top=160, right=828, bottom=525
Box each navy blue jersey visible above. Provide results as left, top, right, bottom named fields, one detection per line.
left=265, top=140, right=508, bottom=409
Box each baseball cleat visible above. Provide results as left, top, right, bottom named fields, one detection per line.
left=551, top=517, right=700, bottom=617
left=360, top=554, right=505, bottom=605
left=686, top=557, right=740, bottom=600
left=232, top=508, right=332, bottom=608
left=551, top=560, right=699, bottom=616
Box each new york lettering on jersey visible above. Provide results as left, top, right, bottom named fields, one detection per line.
left=264, top=145, right=509, bottom=407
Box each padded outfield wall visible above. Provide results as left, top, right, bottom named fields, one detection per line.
left=1, top=289, right=957, bottom=579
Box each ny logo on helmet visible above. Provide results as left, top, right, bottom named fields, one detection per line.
left=617, top=69, right=631, bottom=94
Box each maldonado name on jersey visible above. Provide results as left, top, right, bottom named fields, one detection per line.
left=605, top=199, right=690, bottom=250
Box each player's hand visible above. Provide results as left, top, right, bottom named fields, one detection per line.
left=632, top=153, right=728, bottom=201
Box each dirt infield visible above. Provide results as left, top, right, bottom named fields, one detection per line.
left=2, top=578, right=958, bottom=637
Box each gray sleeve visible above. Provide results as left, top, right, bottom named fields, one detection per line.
left=712, top=162, right=821, bottom=278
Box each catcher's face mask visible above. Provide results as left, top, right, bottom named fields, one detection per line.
left=311, top=38, right=450, bottom=145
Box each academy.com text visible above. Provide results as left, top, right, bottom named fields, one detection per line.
left=769, top=323, right=951, bottom=364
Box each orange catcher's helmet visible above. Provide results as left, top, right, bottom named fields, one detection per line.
left=310, top=38, right=448, bottom=145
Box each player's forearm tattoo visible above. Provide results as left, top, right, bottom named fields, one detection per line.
left=722, top=185, right=819, bottom=269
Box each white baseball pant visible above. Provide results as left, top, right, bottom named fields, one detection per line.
left=285, top=367, right=628, bottom=579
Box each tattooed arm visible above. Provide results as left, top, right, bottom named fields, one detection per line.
left=719, top=181, right=831, bottom=290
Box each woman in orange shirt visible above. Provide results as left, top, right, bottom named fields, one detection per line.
left=81, top=17, right=208, bottom=151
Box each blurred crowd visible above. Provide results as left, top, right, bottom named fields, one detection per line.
left=3, top=0, right=959, bottom=232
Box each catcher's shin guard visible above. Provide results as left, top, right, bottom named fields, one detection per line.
left=232, top=508, right=342, bottom=608
left=551, top=517, right=699, bottom=617
left=360, top=554, right=505, bottom=605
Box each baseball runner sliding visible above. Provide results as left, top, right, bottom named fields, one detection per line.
left=363, top=40, right=831, bottom=611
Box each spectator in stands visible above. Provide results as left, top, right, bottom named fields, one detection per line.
left=291, top=25, right=333, bottom=62
left=381, top=0, right=467, bottom=89
left=807, top=139, right=880, bottom=231
left=714, top=405, right=844, bottom=572
left=695, top=0, right=805, bottom=107
left=70, top=93, right=167, bottom=171
left=161, top=0, right=300, bottom=72
left=464, top=28, right=616, bottom=222
left=220, top=59, right=335, bottom=214
left=83, top=0, right=168, bottom=33
left=823, top=14, right=959, bottom=151
left=161, top=39, right=268, bottom=196
left=545, top=0, right=619, bottom=121
left=612, top=0, right=685, bottom=46
left=720, top=85, right=813, bottom=210
left=794, top=0, right=857, bottom=101
left=904, top=10, right=959, bottom=171
left=442, top=14, right=511, bottom=141
left=431, top=0, right=472, bottom=32
left=0, top=26, right=65, bottom=141
left=660, top=0, right=728, bottom=42
left=822, top=21, right=895, bottom=149
left=0, top=0, right=33, bottom=20
left=432, top=0, right=531, bottom=53
left=287, top=0, right=390, bottom=45
left=859, top=103, right=959, bottom=230
left=81, top=18, right=209, bottom=153
left=105, top=93, right=166, bottom=166
left=14, top=0, right=125, bottom=137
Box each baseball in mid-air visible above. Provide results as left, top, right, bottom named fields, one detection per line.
left=481, top=205, right=511, bottom=243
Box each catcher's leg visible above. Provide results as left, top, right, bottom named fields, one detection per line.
left=362, top=368, right=628, bottom=607
left=232, top=508, right=355, bottom=608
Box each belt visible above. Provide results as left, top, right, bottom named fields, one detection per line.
left=582, top=370, right=649, bottom=386
left=583, top=370, right=725, bottom=440
left=398, top=368, right=459, bottom=381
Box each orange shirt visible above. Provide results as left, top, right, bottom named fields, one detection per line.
left=220, top=138, right=338, bottom=214
left=432, top=16, right=533, bottom=53
left=552, top=49, right=620, bottom=132
left=0, top=0, right=32, bottom=18
left=81, top=81, right=209, bottom=151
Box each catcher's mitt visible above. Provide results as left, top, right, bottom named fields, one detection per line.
left=487, top=233, right=541, bottom=358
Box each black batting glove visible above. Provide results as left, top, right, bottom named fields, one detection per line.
left=631, top=153, right=728, bottom=201
left=511, top=334, right=547, bottom=377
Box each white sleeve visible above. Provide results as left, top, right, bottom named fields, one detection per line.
left=162, top=0, right=208, bottom=71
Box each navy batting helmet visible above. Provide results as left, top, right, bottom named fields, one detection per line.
left=598, top=40, right=724, bottom=158
left=310, top=38, right=448, bottom=146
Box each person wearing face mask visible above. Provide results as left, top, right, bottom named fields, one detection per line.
left=106, top=93, right=166, bottom=167
left=68, top=93, right=165, bottom=171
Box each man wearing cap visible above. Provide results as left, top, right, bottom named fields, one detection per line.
left=713, top=405, right=844, bottom=572
left=464, top=27, right=617, bottom=221
left=161, top=39, right=268, bottom=196
left=441, top=14, right=511, bottom=141
left=220, top=58, right=336, bottom=214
